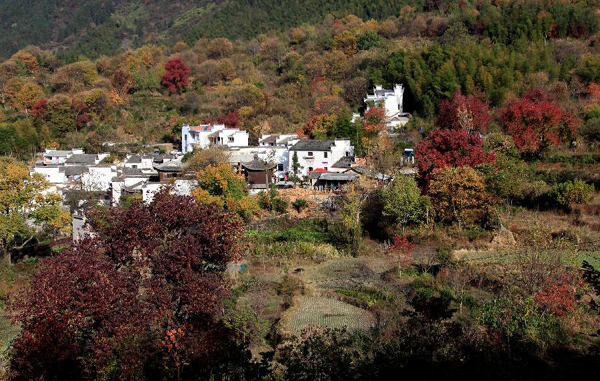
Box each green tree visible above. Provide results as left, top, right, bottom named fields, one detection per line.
left=290, top=151, right=303, bottom=187
left=381, top=175, right=429, bottom=233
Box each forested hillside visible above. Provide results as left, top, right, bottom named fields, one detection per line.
left=0, top=0, right=598, bottom=160
left=1, top=0, right=598, bottom=60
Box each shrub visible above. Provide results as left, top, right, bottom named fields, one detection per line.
left=292, top=198, right=308, bottom=213
left=258, top=185, right=289, bottom=213
left=549, top=179, right=594, bottom=211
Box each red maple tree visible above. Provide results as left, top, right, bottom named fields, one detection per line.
left=363, top=106, right=386, bottom=133
left=501, top=88, right=580, bottom=156
left=415, top=128, right=495, bottom=191
left=162, top=58, right=191, bottom=94
left=8, top=190, right=249, bottom=380
left=436, top=92, right=490, bottom=133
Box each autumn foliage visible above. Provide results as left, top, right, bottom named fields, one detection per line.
left=436, top=92, right=491, bottom=133
left=363, top=106, right=386, bottom=133
left=501, top=88, right=580, bottom=156
left=415, top=128, right=495, bottom=191
left=8, top=190, right=251, bottom=380
left=161, top=58, right=191, bottom=94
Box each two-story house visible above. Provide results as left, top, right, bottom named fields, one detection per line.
left=288, top=139, right=354, bottom=177
left=181, top=124, right=249, bottom=153
left=364, top=84, right=411, bottom=129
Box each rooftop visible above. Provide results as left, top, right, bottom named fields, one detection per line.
left=290, top=139, right=344, bottom=152
left=242, top=158, right=276, bottom=171
left=332, top=156, right=353, bottom=169
left=65, top=154, right=97, bottom=164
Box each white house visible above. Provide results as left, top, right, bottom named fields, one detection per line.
left=259, top=133, right=299, bottom=147
left=33, top=164, right=66, bottom=184
left=124, top=155, right=155, bottom=170
left=181, top=124, right=249, bottom=153
left=288, top=139, right=354, bottom=177
left=364, top=84, right=411, bottom=129
left=43, top=148, right=84, bottom=165
left=81, top=165, right=117, bottom=192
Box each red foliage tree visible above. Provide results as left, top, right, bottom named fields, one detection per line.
left=72, top=99, right=91, bottom=129
left=9, top=190, right=250, bottom=380
left=216, top=110, right=240, bottom=128
left=162, top=58, right=191, bottom=94
left=436, top=92, right=491, bottom=133
left=31, top=98, right=47, bottom=119
left=387, top=235, right=414, bottom=271
left=363, top=106, right=386, bottom=133
left=501, top=88, right=580, bottom=156
left=534, top=273, right=583, bottom=316
left=415, top=128, right=495, bottom=191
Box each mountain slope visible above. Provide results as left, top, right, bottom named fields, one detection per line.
left=0, top=0, right=418, bottom=59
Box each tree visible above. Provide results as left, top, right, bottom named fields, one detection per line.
left=290, top=151, right=303, bottom=187
left=193, top=163, right=259, bottom=221
left=415, top=128, right=495, bottom=191
left=436, top=92, right=491, bottom=133
left=184, top=148, right=229, bottom=173
left=9, top=190, right=254, bottom=380
left=333, top=31, right=357, bottom=56
left=162, top=58, right=190, bottom=94
left=381, top=176, right=429, bottom=232
left=357, top=30, right=381, bottom=51
left=428, top=166, right=490, bottom=229
left=501, top=88, right=580, bottom=156
left=362, top=106, right=386, bottom=134
left=338, top=181, right=372, bottom=256
left=207, top=38, right=234, bottom=59
left=14, top=82, right=44, bottom=115
left=0, top=157, right=70, bottom=263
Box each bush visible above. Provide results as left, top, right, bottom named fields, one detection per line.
left=258, top=185, right=289, bottom=214
left=292, top=198, right=308, bottom=213
left=549, top=179, right=594, bottom=211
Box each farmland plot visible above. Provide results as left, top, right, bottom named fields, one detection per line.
left=281, top=295, right=375, bottom=336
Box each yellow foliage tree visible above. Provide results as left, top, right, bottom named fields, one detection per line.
left=192, top=163, right=259, bottom=221
left=14, top=82, right=44, bottom=115
left=10, top=51, right=39, bottom=73
left=428, top=166, right=491, bottom=229
left=0, top=157, right=71, bottom=262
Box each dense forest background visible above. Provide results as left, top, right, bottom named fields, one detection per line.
left=0, top=0, right=598, bottom=158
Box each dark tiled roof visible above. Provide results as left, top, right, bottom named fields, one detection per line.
left=319, top=173, right=359, bottom=181
left=290, top=139, right=336, bottom=151
left=64, top=166, right=88, bottom=177
left=242, top=159, right=276, bottom=171
left=332, top=156, right=353, bottom=168
left=65, top=154, right=97, bottom=164
left=260, top=135, right=279, bottom=144
left=126, top=155, right=142, bottom=164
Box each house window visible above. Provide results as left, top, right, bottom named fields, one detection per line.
left=308, top=152, right=313, bottom=157
left=228, top=136, right=234, bottom=143
left=324, top=152, right=328, bottom=158
left=277, top=164, right=284, bottom=171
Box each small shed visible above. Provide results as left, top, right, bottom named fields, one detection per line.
left=312, top=172, right=359, bottom=191
left=241, top=157, right=275, bottom=186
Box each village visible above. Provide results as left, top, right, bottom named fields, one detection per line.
left=30, top=84, right=415, bottom=241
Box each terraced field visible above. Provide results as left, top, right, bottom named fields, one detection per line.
left=280, top=295, right=375, bottom=336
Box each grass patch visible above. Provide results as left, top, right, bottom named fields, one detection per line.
left=336, top=288, right=390, bottom=306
